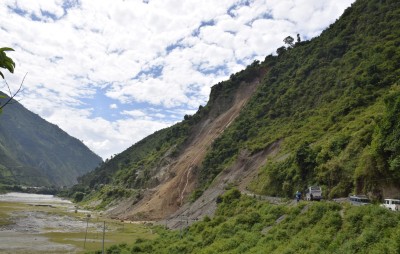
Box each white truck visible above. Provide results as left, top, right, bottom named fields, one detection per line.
left=381, top=198, right=400, bottom=211
left=306, top=186, right=322, bottom=201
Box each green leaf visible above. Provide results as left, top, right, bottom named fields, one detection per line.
left=4, top=61, right=15, bottom=73
left=0, top=47, right=16, bottom=78
left=0, top=47, right=15, bottom=52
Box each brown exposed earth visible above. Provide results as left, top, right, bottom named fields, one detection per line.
left=107, top=70, right=280, bottom=222
left=166, top=139, right=282, bottom=229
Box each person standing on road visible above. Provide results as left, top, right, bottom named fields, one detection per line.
left=295, top=191, right=302, bottom=202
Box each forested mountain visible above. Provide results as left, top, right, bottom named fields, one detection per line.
left=71, top=0, right=400, bottom=223
left=0, top=92, right=102, bottom=187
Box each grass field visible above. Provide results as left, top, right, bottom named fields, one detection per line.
left=0, top=199, right=157, bottom=254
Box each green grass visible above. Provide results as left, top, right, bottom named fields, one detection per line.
left=44, top=222, right=157, bottom=254
left=0, top=201, right=157, bottom=254
left=0, top=201, right=27, bottom=226
left=117, top=191, right=400, bottom=254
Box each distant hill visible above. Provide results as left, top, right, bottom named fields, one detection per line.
left=0, top=92, right=103, bottom=186
left=71, top=0, right=400, bottom=222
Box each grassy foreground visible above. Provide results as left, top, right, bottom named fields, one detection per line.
left=106, top=189, right=400, bottom=254
left=0, top=201, right=157, bottom=254
left=2, top=191, right=400, bottom=254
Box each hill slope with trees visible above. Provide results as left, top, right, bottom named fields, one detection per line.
left=71, top=0, right=400, bottom=220
left=0, top=92, right=103, bottom=187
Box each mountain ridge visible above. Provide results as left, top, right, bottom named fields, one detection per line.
left=0, top=92, right=103, bottom=187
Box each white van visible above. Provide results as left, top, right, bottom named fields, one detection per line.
left=381, top=199, right=400, bottom=211
left=349, top=195, right=370, bottom=206
left=306, top=186, right=322, bottom=201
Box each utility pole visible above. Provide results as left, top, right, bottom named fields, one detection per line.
left=179, top=215, right=183, bottom=239
left=84, top=214, right=90, bottom=249
left=102, top=221, right=106, bottom=254
left=186, top=217, right=189, bottom=236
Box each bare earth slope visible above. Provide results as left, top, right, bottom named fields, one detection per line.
left=107, top=76, right=266, bottom=221
left=166, top=139, right=281, bottom=229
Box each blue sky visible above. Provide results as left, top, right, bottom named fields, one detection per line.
left=0, top=0, right=354, bottom=159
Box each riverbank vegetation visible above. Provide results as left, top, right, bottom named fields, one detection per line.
left=95, top=190, right=400, bottom=254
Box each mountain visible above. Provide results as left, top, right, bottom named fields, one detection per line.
left=71, top=0, right=400, bottom=223
left=0, top=92, right=103, bottom=187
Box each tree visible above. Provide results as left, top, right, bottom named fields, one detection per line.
left=283, top=36, right=294, bottom=47
left=276, top=46, right=286, bottom=56
left=0, top=47, right=24, bottom=112
left=376, top=90, right=400, bottom=177
left=0, top=47, right=15, bottom=79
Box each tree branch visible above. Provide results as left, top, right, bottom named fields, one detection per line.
left=0, top=72, right=27, bottom=110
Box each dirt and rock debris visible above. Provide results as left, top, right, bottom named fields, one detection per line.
left=105, top=69, right=286, bottom=225
left=107, top=79, right=280, bottom=221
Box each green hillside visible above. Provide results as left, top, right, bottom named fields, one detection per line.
left=98, top=191, right=400, bottom=254
left=72, top=0, right=399, bottom=205
left=70, top=0, right=400, bottom=252
left=70, top=60, right=263, bottom=203
left=200, top=0, right=400, bottom=199
left=0, top=92, right=103, bottom=187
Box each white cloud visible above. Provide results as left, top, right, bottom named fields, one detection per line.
left=121, top=109, right=147, bottom=118
left=0, top=0, right=355, bottom=159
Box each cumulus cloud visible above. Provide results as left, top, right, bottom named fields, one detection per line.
left=0, top=0, right=354, bottom=159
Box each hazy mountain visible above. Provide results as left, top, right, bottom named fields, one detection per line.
left=0, top=92, right=103, bottom=186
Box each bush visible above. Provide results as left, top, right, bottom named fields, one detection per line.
left=74, top=192, right=84, bottom=202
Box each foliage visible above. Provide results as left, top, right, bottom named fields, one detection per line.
left=74, top=191, right=84, bottom=202
left=198, top=0, right=400, bottom=198
left=376, top=89, right=400, bottom=177
left=71, top=53, right=265, bottom=204
left=283, top=36, right=294, bottom=47
left=0, top=92, right=102, bottom=187
left=0, top=47, right=15, bottom=79
left=99, top=192, right=400, bottom=254
left=76, top=0, right=400, bottom=207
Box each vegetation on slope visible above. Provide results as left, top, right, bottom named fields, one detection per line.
left=73, top=0, right=400, bottom=205
left=93, top=190, right=400, bottom=254
left=0, top=93, right=102, bottom=187
left=199, top=0, right=400, bottom=198
left=70, top=60, right=265, bottom=205
left=72, top=0, right=400, bottom=252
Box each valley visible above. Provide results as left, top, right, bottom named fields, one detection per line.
left=0, top=193, right=156, bottom=254
left=1, top=0, right=400, bottom=252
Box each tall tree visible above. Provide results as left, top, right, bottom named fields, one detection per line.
left=283, top=36, right=294, bottom=47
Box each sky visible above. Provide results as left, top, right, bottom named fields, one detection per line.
left=0, top=0, right=355, bottom=160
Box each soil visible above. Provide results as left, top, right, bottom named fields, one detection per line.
left=165, top=139, right=282, bottom=229
left=107, top=71, right=284, bottom=223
